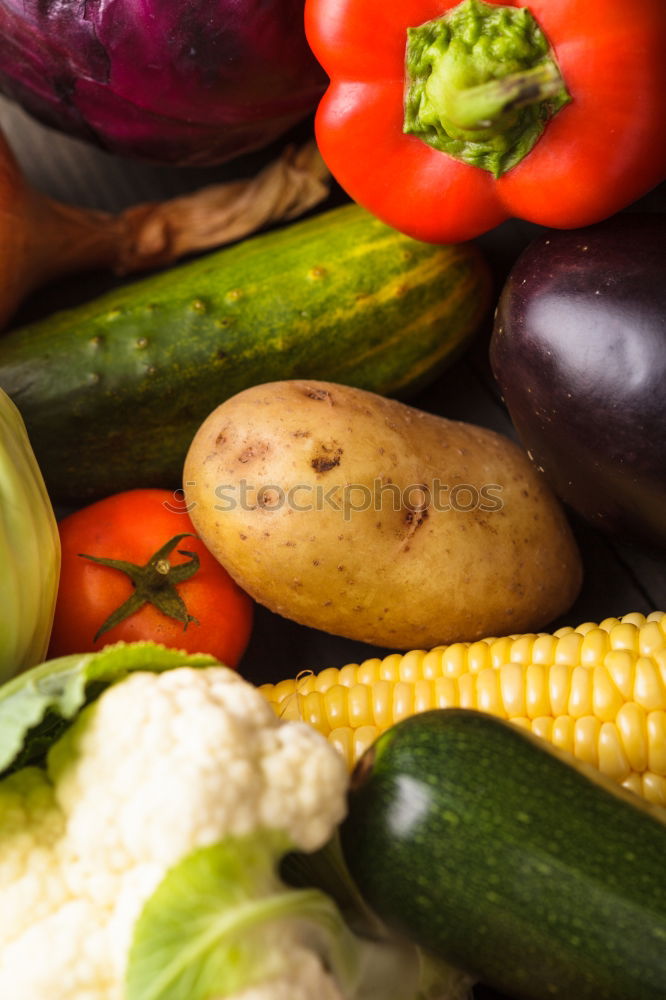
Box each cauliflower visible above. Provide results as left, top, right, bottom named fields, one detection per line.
left=0, top=666, right=349, bottom=1000
left=0, top=650, right=472, bottom=1000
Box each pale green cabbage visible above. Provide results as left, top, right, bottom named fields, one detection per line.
left=0, top=388, right=60, bottom=681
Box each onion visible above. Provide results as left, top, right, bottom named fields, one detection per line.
left=0, top=128, right=330, bottom=329
left=0, top=0, right=326, bottom=165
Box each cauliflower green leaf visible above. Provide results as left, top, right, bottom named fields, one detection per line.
left=127, top=830, right=473, bottom=1000
left=126, top=833, right=361, bottom=1000
left=0, top=641, right=217, bottom=776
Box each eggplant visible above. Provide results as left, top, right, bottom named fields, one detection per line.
left=490, top=212, right=666, bottom=549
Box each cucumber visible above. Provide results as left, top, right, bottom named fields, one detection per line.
left=340, top=709, right=666, bottom=1000
left=0, top=204, right=491, bottom=502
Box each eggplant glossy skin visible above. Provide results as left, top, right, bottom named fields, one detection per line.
left=490, top=213, right=666, bottom=549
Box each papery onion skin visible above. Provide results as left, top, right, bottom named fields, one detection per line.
left=0, top=0, right=327, bottom=165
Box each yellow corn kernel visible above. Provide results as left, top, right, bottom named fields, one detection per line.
left=393, top=681, right=415, bottom=722
left=649, top=612, right=666, bottom=642
left=457, top=671, right=476, bottom=709
left=441, top=643, right=469, bottom=678
left=301, top=689, right=328, bottom=729
left=604, top=650, right=635, bottom=700
left=433, top=675, right=459, bottom=709
left=655, top=650, right=666, bottom=688
left=525, top=663, right=550, bottom=718
left=531, top=716, right=554, bottom=743
left=476, top=668, right=505, bottom=716
left=467, top=640, right=493, bottom=673
left=647, top=711, right=666, bottom=775
left=616, top=702, right=648, bottom=773
left=258, top=611, right=666, bottom=806
left=639, top=620, right=666, bottom=656
left=581, top=628, right=610, bottom=666
left=488, top=635, right=515, bottom=668
left=371, top=679, right=393, bottom=730
left=379, top=653, right=403, bottom=682
left=555, top=631, right=584, bottom=666
left=597, top=721, right=631, bottom=781
left=622, top=772, right=643, bottom=798
left=413, top=678, right=436, bottom=714
left=506, top=635, right=536, bottom=665
left=641, top=771, right=666, bottom=807
left=549, top=663, right=573, bottom=717
left=293, top=672, right=317, bottom=697
left=575, top=620, right=602, bottom=636
left=421, top=647, right=446, bottom=679
left=398, top=650, right=426, bottom=683
left=348, top=684, right=372, bottom=729
left=356, top=658, right=383, bottom=687
left=598, top=616, right=621, bottom=633
left=621, top=612, right=647, bottom=629
left=323, top=685, right=349, bottom=730
left=634, top=656, right=666, bottom=711
left=610, top=622, right=640, bottom=653
left=568, top=665, right=594, bottom=718
left=313, top=667, right=342, bottom=693
left=591, top=664, right=625, bottom=723
left=270, top=677, right=299, bottom=703
left=574, top=716, right=601, bottom=769
left=353, top=725, right=380, bottom=764
left=551, top=715, right=576, bottom=755
left=272, top=688, right=302, bottom=722
left=339, top=663, right=360, bottom=688
left=329, top=727, right=354, bottom=770
left=499, top=662, right=527, bottom=717
left=531, top=634, right=558, bottom=665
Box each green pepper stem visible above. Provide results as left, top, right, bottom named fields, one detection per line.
left=403, top=0, right=571, bottom=177
left=442, top=61, right=565, bottom=131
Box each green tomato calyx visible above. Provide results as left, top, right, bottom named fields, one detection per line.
left=79, top=533, right=201, bottom=641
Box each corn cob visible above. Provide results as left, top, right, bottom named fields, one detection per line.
left=260, top=611, right=666, bottom=806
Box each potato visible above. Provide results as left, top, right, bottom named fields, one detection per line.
left=183, top=380, right=582, bottom=649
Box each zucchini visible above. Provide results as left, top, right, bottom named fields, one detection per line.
left=0, top=204, right=491, bottom=502
left=340, top=708, right=666, bottom=1000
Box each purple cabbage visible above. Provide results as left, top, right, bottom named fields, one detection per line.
left=0, top=0, right=326, bottom=165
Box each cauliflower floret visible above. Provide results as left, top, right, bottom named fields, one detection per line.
left=0, top=666, right=349, bottom=1000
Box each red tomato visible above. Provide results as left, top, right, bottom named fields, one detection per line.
left=48, top=489, right=254, bottom=666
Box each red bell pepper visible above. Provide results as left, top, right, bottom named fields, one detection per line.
left=305, top=0, right=666, bottom=242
